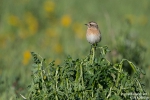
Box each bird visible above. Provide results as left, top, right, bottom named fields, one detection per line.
left=85, top=21, right=101, bottom=47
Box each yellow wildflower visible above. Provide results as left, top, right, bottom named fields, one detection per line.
left=18, top=27, right=28, bottom=39
left=8, top=15, right=20, bottom=27
left=43, top=1, right=55, bottom=13
left=138, top=15, right=148, bottom=26
left=54, top=43, right=63, bottom=54
left=61, top=15, right=72, bottom=27
left=25, top=12, right=38, bottom=35
left=72, top=23, right=84, bottom=39
left=125, top=14, right=135, bottom=25
left=45, top=28, right=57, bottom=38
left=22, top=50, right=31, bottom=65
left=0, top=35, right=6, bottom=48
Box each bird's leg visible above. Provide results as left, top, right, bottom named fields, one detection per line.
left=94, top=43, right=97, bottom=50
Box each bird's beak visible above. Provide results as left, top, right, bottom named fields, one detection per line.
left=85, top=24, right=87, bottom=26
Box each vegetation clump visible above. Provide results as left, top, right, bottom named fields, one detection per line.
left=25, top=46, right=147, bottom=100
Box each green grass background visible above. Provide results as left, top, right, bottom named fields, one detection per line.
left=0, top=0, right=150, bottom=99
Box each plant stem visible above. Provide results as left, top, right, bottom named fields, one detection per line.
left=89, top=46, right=95, bottom=64
left=116, top=64, right=122, bottom=87
left=107, top=87, right=112, bottom=98
left=80, top=62, right=84, bottom=87
left=92, top=47, right=95, bottom=63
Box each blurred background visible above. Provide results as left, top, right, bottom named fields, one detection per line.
left=0, top=0, right=150, bottom=99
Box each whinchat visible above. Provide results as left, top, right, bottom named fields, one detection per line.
left=85, top=21, right=101, bottom=45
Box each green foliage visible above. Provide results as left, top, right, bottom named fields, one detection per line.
left=25, top=46, right=147, bottom=100
left=107, top=31, right=147, bottom=77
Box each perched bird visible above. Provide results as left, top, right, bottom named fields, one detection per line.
left=85, top=21, right=101, bottom=45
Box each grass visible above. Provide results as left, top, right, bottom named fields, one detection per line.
left=0, top=0, right=150, bottom=99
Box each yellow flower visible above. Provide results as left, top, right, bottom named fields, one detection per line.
left=45, top=28, right=57, bottom=38
left=138, top=15, right=148, bottom=26
left=72, top=23, right=84, bottom=39
left=125, top=14, right=135, bottom=25
left=0, top=35, right=7, bottom=48
left=18, top=27, right=28, bottom=39
left=43, top=1, right=55, bottom=13
left=8, top=15, right=20, bottom=27
left=25, top=12, right=38, bottom=35
left=22, top=50, right=31, bottom=65
left=61, top=15, right=72, bottom=27
left=54, top=43, right=63, bottom=54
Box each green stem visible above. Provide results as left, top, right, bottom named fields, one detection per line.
left=92, top=47, right=95, bottom=63
left=116, top=64, right=122, bottom=87
left=54, top=68, right=59, bottom=100
left=135, top=79, right=144, bottom=92
left=80, top=63, right=84, bottom=87
left=89, top=46, right=95, bottom=64
left=107, top=87, right=112, bottom=98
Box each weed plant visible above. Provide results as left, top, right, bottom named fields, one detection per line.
left=23, top=46, right=147, bottom=100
